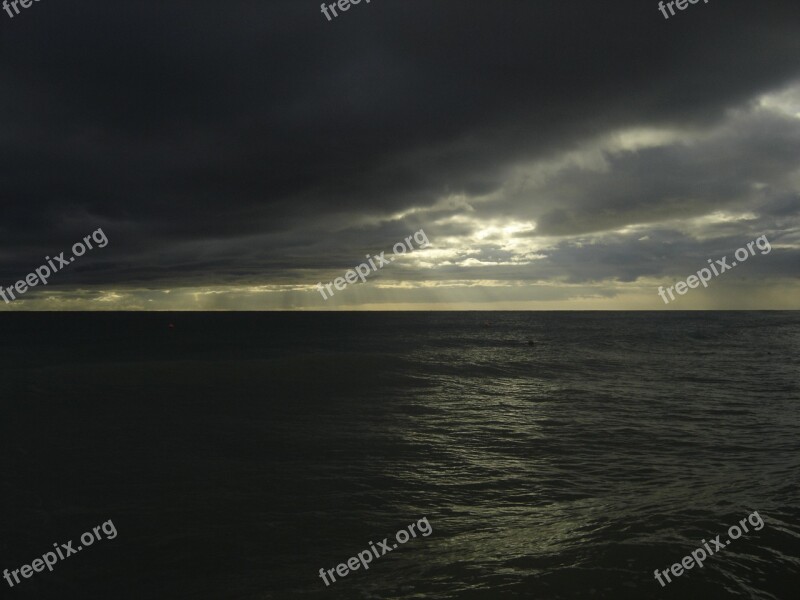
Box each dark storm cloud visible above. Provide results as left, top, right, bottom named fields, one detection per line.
left=1, top=0, right=799, bottom=294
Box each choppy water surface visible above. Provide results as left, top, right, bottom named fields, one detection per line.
left=1, top=312, right=798, bottom=599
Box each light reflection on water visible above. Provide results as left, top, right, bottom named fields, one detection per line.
left=1, top=312, right=798, bottom=599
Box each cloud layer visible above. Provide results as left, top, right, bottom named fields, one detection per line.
left=1, top=0, right=799, bottom=309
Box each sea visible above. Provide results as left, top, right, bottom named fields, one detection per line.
left=1, top=311, right=798, bottom=599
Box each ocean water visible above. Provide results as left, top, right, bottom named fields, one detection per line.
left=0, top=311, right=798, bottom=599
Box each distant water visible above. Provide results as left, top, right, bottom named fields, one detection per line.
left=1, top=312, right=798, bottom=599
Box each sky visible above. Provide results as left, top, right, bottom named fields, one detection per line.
left=1, top=0, right=799, bottom=310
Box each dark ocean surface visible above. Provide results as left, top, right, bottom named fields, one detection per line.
left=1, top=312, right=798, bottom=599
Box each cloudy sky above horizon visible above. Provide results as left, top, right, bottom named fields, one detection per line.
left=1, top=0, right=799, bottom=310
